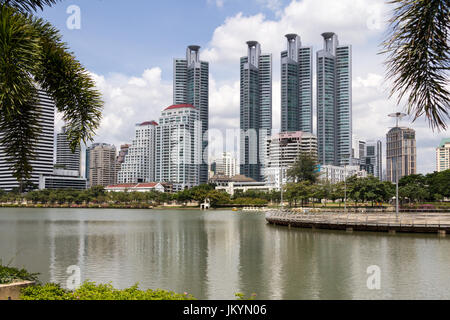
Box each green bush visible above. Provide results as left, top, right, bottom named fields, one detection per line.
left=21, top=282, right=196, bottom=300
left=0, top=262, right=39, bottom=285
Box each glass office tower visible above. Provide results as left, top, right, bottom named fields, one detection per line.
left=240, top=41, right=272, bottom=181
left=316, top=32, right=352, bottom=166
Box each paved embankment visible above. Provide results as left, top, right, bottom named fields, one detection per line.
left=266, top=211, right=450, bottom=234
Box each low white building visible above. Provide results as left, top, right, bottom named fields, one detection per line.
left=211, top=175, right=276, bottom=196
left=105, top=183, right=165, bottom=193
left=39, top=169, right=87, bottom=190
left=318, top=165, right=367, bottom=184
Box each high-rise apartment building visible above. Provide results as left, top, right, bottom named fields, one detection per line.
left=174, top=46, right=209, bottom=185
left=240, top=41, right=272, bottom=182
left=363, top=140, right=383, bottom=179
left=265, top=131, right=317, bottom=188
left=155, top=104, right=201, bottom=191
left=0, top=91, right=55, bottom=191
left=118, top=121, right=158, bottom=184
left=280, top=34, right=313, bottom=133
left=386, top=127, right=416, bottom=183
left=436, top=138, right=450, bottom=172
left=56, top=125, right=81, bottom=173
left=212, top=152, right=239, bottom=178
left=89, top=144, right=118, bottom=187
left=351, top=136, right=366, bottom=166
left=317, top=32, right=352, bottom=166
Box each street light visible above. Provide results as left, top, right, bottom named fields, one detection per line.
left=388, top=112, right=407, bottom=220
left=279, top=139, right=288, bottom=209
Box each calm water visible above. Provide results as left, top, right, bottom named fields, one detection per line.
left=0, top=208, right=449, bottom=300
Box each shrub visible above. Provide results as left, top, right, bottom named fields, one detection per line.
left=21, top=282, right=196, bottom=300
left=0, top=263, right=39, bottom=285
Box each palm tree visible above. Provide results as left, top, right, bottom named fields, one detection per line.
left=383, top=0, right=449, bottom=130
left=0, top=0, right=102, bottom=192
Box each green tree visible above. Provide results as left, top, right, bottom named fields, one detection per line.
left=383, top=0, right=449, bottom=130
left=0, top=1, right=103, bottom=192
left=287, top=152, right=319, bottom=184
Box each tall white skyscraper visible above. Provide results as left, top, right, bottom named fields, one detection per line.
left=317, top=32, right=352, bottom=166
left=56, top=125, right=81, bottom=173
left=155, top=104, right=201, bottom=191
left=118, top=121, right=158, bottom=184
left=174, top=46, right=209, bottom=185
left=240, top=41, right=272, bottom=182
left=0, top=91, right=55, bottom=191
left=280, top=34, right=313, bottom=134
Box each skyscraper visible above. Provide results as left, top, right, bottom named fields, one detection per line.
left=56, top=125, right=81, bottom=173
left=155, top=104, right=201, bottom=191
left=364, top=140, right=383, bottom=179
left=280, top=34, right=313, bottom=133
left=240, top=41, right=272, bottom=182
left=316, top=32, right=352, bottom=166
left=436, top=138, right=450, bottom=172
left=0, top=91, right=54, bottom=191
left=88, top=144, right=118, bottom=187
left=118, top=121, right=158, bottom=184
left=386, top=127, right=416, bottom=183
left=174, top=46, right=209, bottom=185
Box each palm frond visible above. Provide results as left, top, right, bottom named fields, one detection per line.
left=0, top=0, right=62, bottom=12
left=382, top=0, right=450, bottom=131
left=32, top=16, right=103, bottom=152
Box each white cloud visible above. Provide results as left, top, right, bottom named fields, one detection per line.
left=202, top=0, right=388, bottom=65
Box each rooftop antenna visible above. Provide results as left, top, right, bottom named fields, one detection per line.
left=388, top=112, right=407, bottom=128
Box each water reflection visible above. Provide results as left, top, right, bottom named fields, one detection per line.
left=0, top=208, right=449, bottom=299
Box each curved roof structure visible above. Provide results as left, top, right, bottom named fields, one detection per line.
left=164, top=104, right=197, bottom=111
left=139, top=121, right=158, bottom=126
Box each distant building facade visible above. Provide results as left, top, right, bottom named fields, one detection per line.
left=118, top=121, right=158, bottom=184
left=88, top=144, right=118, bottom=187
left=265, top=131, right=318, bottom=188
left=386, top=127, right=416, bottom=183
left=155, top=104, right=201, bottom=191
left=56, top=125, right=81, bottom=173
left=240, top=41, right=272, bottom=181
left=436, top=138, right=450, bottom=172
left=211, top=152, right=239, bottom=178
left=363, top=140, right=383, bottom=179
left=0, top=91, right=54, bottom=191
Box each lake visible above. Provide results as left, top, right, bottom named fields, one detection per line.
left=0, top=208, right=449, bottom=299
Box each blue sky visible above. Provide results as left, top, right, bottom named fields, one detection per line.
left=37, top=0, right=448, bottom=174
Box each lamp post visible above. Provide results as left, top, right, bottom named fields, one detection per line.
left=279, top=139, right=287, bottom=209
left=388, top=112, right=407, bottom=221
left=344, top=164, right=347, bottom=215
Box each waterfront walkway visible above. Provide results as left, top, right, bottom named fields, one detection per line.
left=266, top=211, right=450, bottom=235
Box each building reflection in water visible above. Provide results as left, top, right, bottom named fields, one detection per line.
left=1, top=208, right=450, bottom=299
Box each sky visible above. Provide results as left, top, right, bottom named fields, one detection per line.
left=37, top=0, right=448, bottom=174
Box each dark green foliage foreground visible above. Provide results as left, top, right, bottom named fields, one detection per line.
left=20, top=282, right=196, bottom=300
left=0, top=262, right=39, bottom=284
